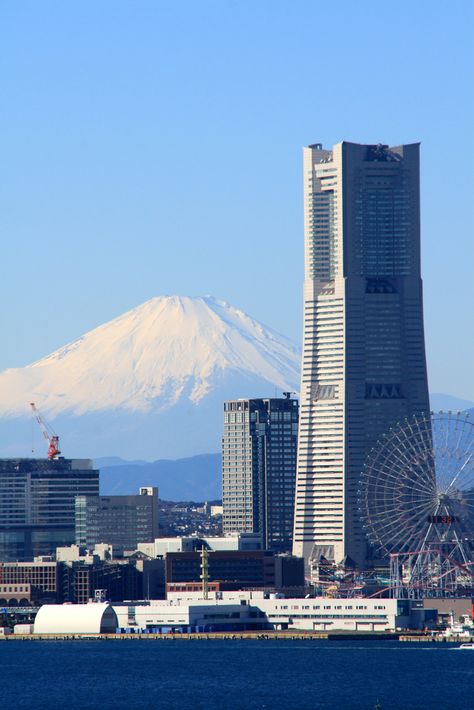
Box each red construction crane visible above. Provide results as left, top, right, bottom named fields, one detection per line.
left=30, top=402, right=61, bottom=460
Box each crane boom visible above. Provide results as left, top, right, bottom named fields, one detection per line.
left=30, top=403, right=61, bottom=459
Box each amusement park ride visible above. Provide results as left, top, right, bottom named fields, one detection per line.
left=360, top=411, right=474, bottom=598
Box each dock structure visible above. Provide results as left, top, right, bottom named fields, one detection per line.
left=2, top=630, right=400, bottom=642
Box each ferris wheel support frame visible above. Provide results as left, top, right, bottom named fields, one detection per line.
left=360, top=411, right=474, bottom=598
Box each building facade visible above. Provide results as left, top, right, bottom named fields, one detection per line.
left=0, top=560, right=60, bottom=604
left=0, top=557, right=155, bottom=604
left=293, top=141, right=430, bottom=569
left=0, top=458, right=99, bottom=561
left=75, top=487, right=159, bottom=556
left=114, top=593, right=433, bottom=633
left=165, top=550, right=277, bottom=590
left=222, top=396, right=299, bottom=552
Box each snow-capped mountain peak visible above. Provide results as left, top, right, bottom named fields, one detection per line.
left=0, top=296, right=300, bottom=424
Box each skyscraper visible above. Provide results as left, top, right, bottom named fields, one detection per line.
left=0, top=458, right=99, bottom=561
left=222, top=396, right=299, bottom=553
left=292, top=141, right=430, bottom=569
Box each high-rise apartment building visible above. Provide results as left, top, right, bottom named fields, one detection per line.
left=0, top=458, right=99, bottom=561
left=75, top=487, right=160, bottom=556
left=222, top=396, right=299, bottom=553
left=293, top=141, right=430, bottom=569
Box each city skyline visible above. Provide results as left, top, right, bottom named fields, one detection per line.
left=0, top=2, right=472, bottom=403
left=0, top=5, right=473, bottom=702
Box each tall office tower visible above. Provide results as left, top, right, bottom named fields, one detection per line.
left=75, top=487, right=159, bottom=556
left=0, top=458, right=99, bottom=561
left=292, top=141, right=430, bottom=569
left=222, top=396, right=299, bottom=553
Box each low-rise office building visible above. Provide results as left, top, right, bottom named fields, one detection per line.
left=0, top=561, right=59, bottom=604
left=0, top=555, right=164, bottom=604
left=164, top=550, right=304, bottom=594
left=0, top=583, right=32, bottom=606
left=165, top=550, right=277, bottom=590
left=113, top=593, right=434, bottom=633
left=113, top=600, right=267, bottom=633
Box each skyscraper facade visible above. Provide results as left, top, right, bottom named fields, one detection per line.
left=0, top=458, right=99, bottom=561
left=222, top=396, right=299, bottom=553
left=292, top=141, right=430, bottom=569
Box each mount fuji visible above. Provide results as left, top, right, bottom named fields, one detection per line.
left=0, top=296, right=300, bottom=460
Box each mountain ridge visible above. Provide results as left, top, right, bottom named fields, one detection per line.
left=0, top=295, right=300, bottom=459
left=97, top=453, right=221, bottom=500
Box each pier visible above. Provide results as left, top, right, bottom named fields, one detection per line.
left=1, top=630, right=401, bottom=642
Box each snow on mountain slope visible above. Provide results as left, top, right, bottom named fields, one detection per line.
left=0, top=296, right=300, bottom=459
left=0, top=296, right=299, bottom=417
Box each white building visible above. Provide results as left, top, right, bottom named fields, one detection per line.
left=113, top=592, right=414, bottom=633
left=56, top=543, right=113, bottom=562
left=293, top=141, right=430, bottom=570
left=34, top=603, right=118, bottom=634
left=113, top=600, right=265, bottom=633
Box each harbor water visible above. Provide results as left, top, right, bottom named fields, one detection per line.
left=1, top=639, right=470, bottom=709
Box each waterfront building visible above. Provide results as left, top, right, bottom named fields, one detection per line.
left=113, top=600, right=268, bottom=633
left=34, top=603, right=118, bottom=634
left=75, top=487, right=159, bottom=556
left=0, top=458, right=99, bottom=561
left=293, top=141, right=430, bottom=570
left=222, top=396, right=299, bottom=553
left=113, top=593, right=433, bottom=633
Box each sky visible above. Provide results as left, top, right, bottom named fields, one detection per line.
left=1, top=1, right=473, bottom=400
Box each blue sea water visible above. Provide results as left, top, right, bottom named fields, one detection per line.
left=1, top=639, right=471, bottom=710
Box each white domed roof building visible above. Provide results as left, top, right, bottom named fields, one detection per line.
left=34, top=603, right=118, bottom=635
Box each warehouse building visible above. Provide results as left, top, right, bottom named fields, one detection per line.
left=75, top=487, right=159, bottom=556
left=113, top=600, right=268, bottom=633
left=34, top=603, right=118, bottom=634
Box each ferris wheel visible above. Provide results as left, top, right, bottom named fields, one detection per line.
left=360, top=411, right=474, bottom=569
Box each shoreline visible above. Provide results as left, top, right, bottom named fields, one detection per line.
left=0, top=631, right=460, bottom=642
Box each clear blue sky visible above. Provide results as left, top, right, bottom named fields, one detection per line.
left=1, top=1, right=473, bottom=399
